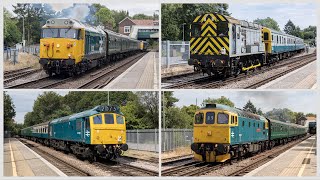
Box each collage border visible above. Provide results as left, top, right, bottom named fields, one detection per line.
left=0, top=0, right=319, bottom=179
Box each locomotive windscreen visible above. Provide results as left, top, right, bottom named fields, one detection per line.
left=42, top=28, right=79, bottom=39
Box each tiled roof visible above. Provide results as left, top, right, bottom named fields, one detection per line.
left=132, top=19, right=158, bottom=26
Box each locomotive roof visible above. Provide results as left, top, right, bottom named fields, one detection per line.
left=200, top=104, right=263, bottom=121
left=50, top=105, right=123, bottom=124
left=268, top=118, right=307, bottom=129
left=43, top=18, right=105, bottom=34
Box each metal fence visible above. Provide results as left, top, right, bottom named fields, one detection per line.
left=3, top=44, right=40, bottom=62
left=126, top=129, right=159, bottom=152
left=161, top=41, right=190, bottom=68
left=162, top=128, right=193, bottom=152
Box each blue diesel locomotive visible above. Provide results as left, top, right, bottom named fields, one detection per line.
left=21, top=105, right=128, bottom=161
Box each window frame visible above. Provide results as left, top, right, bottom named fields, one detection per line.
left=124, top=26, right=131, bottom=33
left=205, top=112, right=215, bottom=124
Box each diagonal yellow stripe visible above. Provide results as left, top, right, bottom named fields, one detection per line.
left=193, top=15, right=200, bottom=22
left=224, top=37, right=229, bottom=43
left=201, top=18, right=217, bottom=30
left=201, top=14, right=209, bottom=22
left=201, top=26, right=217, bottom=37
left=195, top=37, right=208, bottom=52
left=217, top=14, right=226, bottom=21
left=211, top=38, right=222, bottom=51
left=208, top=42, right=219, bottom=54
left=190, top=38, right=202, bottom=50
left=190, top=38, right=195, bottom=44
left=217, top=37, right=229, bottom=51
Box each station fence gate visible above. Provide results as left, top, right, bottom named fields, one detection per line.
left=161, top=128, right=193, bottom=152
left=126, top=129, right=159, bottom=152
left=161, top=41, right=190, bottom=68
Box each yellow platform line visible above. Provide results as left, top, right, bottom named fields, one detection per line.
left=9, top=139, right=17, bottom=176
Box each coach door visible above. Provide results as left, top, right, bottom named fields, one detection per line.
left=235, top=25, right=241, bottom=54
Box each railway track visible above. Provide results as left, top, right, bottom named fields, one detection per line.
left=94, top=162, right=158, bottom=176
left=18, top=138, right=91, bottom=176
left=162, top=135, right=310, bottom=176
left=162, top=52, right=316, bottom=89
left=161, top=154, right=193, bottom=165
left=4, top=68, right=41, bottom=84
left=122, top=156, right=159, bottom=163
left=5, top=52, right=147, bottom=89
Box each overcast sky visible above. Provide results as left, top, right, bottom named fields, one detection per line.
left=228, top=2, right=315, bottom=30
left=172, top=90, right=317, bottom=114
left=4, top=0, right=159, bottom=17
left=6, top=91, right=69, bottom=124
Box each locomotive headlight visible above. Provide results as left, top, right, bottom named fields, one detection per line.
left=220, top=48, right=226, bottom=55
left=64, top=20, right=68, bottom=25
left=51, top=20, right=55, bottom=24
left=68, top=54, right=71, bottom=58
left=56, top=44, right=60, bottom=48
left=118, top=136, right=122, bottom=142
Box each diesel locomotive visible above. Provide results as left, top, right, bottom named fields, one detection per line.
left=191, top=104, right=307, bottom=163
left=188, top=13, right=305, bottom=77
left=39, top=18, right=147, bottom=76
left=21, top=105, right=128, bottom=161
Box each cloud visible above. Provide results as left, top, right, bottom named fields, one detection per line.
left=6, top=91, right=69, bottom=124
left=172, top=91, right=316, bottom=114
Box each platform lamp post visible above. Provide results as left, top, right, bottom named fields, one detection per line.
left=182, top=23, right=186, bottom=41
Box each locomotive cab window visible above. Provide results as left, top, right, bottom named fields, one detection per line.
left=264, top=32, right=269, bottom=41
left=191, top=24, right=201, bottom=37
left=217, top=113, right=229, bottom=124
left=104, top=114, right=114, bottom=124
left=195, top=113, right=204, bottom=124
left=116, top=115, right=125, bottom=124
left=205, top=112, right=215, bottom=124
left=93, top=115, right=102, bottom=124
left=217, top=21, right=228, bottom=36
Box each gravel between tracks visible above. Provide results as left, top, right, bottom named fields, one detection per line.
left=19, top=138, right=158, bottom=176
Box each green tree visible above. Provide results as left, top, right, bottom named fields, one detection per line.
left=243, top=100, right=257, bottom=114
left=265, top=108, right=295, bottom=123
left=201, top=96, right=234, bottom=107
left=96, top=7, right=115, bottom=30
left=132, top=13, right=153, bottom=20
left=161, top=3, right=229, bottom=40
left=4, top=8, right=22, bottom=46
left=136, top=92, right=159, bottom=128
left=253, top=17, right=280, bottom=31
left=294, top=112, right=306, bottom=124
left=4, top=92, right=16, bottom=131
left=112, top=10, right=129, bottom=31
left=284, top=20, right=296, bottom=35
left=306, top=113, right=316, bottom=117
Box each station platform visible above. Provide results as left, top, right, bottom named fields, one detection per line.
left=259, top=49, right=316, bottom=89
left=245, top=136, right=317, bottom=177
left=105, top=51, right=158, bottom=89
left=3, top=138, right=66, bottom=176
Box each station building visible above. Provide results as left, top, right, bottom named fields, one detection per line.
left=118, top=17, right=159, bottom=41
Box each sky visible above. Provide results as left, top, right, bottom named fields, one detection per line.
left=6, top=91, right=69, bottom=124
left=4, top=1, right=159, bottom=17
left=172, top=90, right=317, bottom=114
left=228, top=2, right=316, bottom=30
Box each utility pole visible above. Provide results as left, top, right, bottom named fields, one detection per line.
left=108, top=91, right=110, bottom=105
left=182, top=23, right=186, bottom=41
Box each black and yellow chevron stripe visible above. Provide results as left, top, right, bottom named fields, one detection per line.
left=190, top=13, right=229, bottom=55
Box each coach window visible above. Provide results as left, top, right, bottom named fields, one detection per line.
left=235, top=116, right=238, bottom=125
left=195, top=113, right=204, bottom=124
left=217, top=113, right=229, bottom=124
left=231, top=116, right=234, bottom=124
left=277, top=36, right=279, bottom=44
left=249, top=122, right=251, bottom=127
left=242, top=121, right=245, bottom=127
left=93, top=115, right=102, bottom=124
left=205, top=112, right=215, bottom=124
left=85, top=117, right=90, bottom=129
left=253, top=122, right=255, bottom=127
left=104, top=114, right=114, bottom=124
